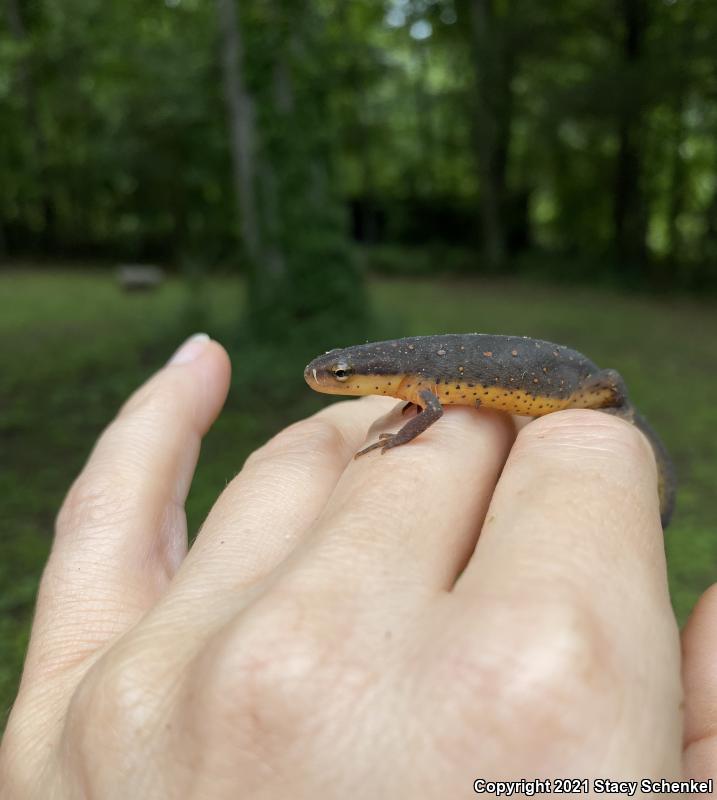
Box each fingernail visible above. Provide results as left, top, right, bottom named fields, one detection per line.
left=168, top=333, right=210, bottom=365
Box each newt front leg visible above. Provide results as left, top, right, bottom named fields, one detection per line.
left=355, top=389, right=444, bottom=457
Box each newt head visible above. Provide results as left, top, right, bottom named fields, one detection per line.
left=304, top=343, right=408, bottom=398
left=303, top=349, right=355, bottom=395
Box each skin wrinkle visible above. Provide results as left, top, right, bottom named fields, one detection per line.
left=245, top=458, right=337, bottom=502
left=518, top=412, right=653, bottom=464
left=484, top=472, right=640, bottom=559
left=176, top=408, right=382, bottom=588
left=24, top=589, right=154, bottom=688
left=54, top=423, right=197, bottom=598
left=120, top=368, right=194, bottom=421
left=250, top=420, right=353, bottom=465
left=189, top=472, right=329, bottom=564
left=506, top=413, right=660, bottom=529
left=96, top=421, right=201, bottom=511
left=53, top=497, right=174, bottom=608
left=502, top=468, right=658, bottom=560
left=55, top=479, right=138, bottom=544
left=89, top=367, right=209, bottom=531
left=91, top=415, right=185, bottom=478
left=43, top=543, right=165, bottom=605
left=72, top=645, right=183, bottom=754
left=316, top=471, right=416, bottom=540
left=185, top=612, right=326, bottom=765
left=56, top=478, right=181, bottom=579
left=469, top=501, right=662, bottom=607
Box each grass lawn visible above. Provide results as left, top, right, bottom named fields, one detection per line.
left=1, top=267, right=716, bottom=727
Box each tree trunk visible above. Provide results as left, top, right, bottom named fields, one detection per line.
left=701, top=145, right=717, bottom=281
left=613, top=0, right=649, bottom=277
left=469, top=0, right=509, bottom=271
left=666, top=102, right=686, bottom=263
left=5, top=0, right=54, bottom=252
left=413, top=40, right=435, bottom=197
left=215, top=0, right=261, bottom=266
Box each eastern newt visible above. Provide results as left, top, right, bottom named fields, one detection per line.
left=304, top=334, right=676, bottom=527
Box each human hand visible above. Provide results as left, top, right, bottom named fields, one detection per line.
left=1, top=334, right=714, bottom=798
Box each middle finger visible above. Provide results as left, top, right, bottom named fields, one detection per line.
left=290, top=405, right=516, bottom=597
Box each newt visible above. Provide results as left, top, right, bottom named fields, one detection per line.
left=304, top=334, right=676, bottom=527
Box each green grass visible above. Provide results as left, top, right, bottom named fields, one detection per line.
left=1, top=267, right=716, bottom=727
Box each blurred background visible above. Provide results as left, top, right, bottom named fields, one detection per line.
left=2, top=0, right=716, bottom=725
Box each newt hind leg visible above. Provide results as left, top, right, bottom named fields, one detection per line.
left=355, top=389, right=443, bottom=457
left=570, top=368, right=628, bottom=410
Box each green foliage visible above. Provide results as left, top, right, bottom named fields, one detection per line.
left=361, top=242, right=480, bottom=275
left=2, top=0, right=716, bottom=289
left=1, top=0, right=231, bottom=260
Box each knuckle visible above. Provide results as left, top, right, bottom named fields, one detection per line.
left=192, top=591, right=363, bottom=759
left=67, top=649, right=162, bottom=755
left=218, top=602, right=334, bottom=703
left=521, top=408, right=653, bottom=475
left=508, top=600, right=613, bottom=706
left=55, top=474, right=134, bottom=541
left=439, top=599, right=614, bottom=748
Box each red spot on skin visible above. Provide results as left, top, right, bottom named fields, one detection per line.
left=483, top=351, right=493, bottom=357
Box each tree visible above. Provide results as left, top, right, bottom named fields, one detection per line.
left=215, top=0, right=261, bottom=266
left=613, top=0, right=649, bottom=278
left=214, top=0, right=366, bottom=342
left=469, top=0, right=512, bottom=270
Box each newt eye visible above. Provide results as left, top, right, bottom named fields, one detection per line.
left=332, top=362, right=352, bottom=382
